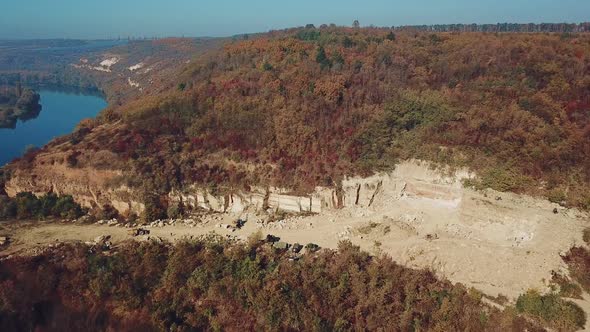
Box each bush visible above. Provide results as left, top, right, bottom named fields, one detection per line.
left=262, top=62, right=274, bottom=71
left=547, top=189, right=567, bottom=205
left=15, top=192, right=41, bottom=219
left=0, top=195, right=17, bottom=219
left=0, top=192, right=85, bottom=221
left=516, top=290, right=586, bottom=331
left=583, top=228, right=590, bottom=245
left=141, top=194, right=167, bottom=222
left=53, top=196, right=84, bottom=219
left=97, top=204, right=119, bottom=220
left=166, top=201, right=184, bottom=219
left=472, top=167, right=533, bottom=193
left=551, top=272, right=583, bottom=299
left=66, top=151, right=81, bottom=167
left=563, top=246, right=590, bottom=293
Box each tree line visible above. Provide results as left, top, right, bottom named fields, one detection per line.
left=393, top=22, right=590, bottom=33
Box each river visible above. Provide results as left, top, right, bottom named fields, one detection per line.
left=0, top=89, right=107, bottom=165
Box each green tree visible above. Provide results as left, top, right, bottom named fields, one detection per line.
left=342, top=36, right=354, bottom=48
left=316, top=46, right=331, bottom=69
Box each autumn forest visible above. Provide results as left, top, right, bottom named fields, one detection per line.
left=20, top=26, right=589, bottom=213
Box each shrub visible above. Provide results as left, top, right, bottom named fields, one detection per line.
left=97, top=204, right=119, bottom=221
left=551, top=272, right=583, bottom=299
left=478, top=167, right=532, bottom=192
left=516, top=290, right=586, bottom=331
left=53, top=195, right=84, bottom=219
left=562, top=246, right=590, bottom=293
left=262, top=62, right=274, bottom=71
left=0, top=195, right=17, bottom=219
left=583, top=228, right=590, bottom=245
left=15, top=192, right=41, bottom=219
left=0, top=192, right=84, bottom=220
left=166, top=201, right=184, bottom=219
left=66, top=151, right=80, bottom=167
left=141, top=194, right=167, bottom=222
left=547, top=189, right=567, bottom=205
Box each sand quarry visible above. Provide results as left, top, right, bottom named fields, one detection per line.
left=2, top=161, right=589, bottom=302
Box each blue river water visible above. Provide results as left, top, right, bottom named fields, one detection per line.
left=0, top=90, right=107, bottom=165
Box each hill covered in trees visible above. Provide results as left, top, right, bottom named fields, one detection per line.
left=0, top=237, right=558, bottom=331
left=5, top=26, right=590, bottom=216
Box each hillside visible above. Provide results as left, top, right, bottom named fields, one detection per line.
left=3, top=27, right=590, bottom=217
left=0, top=237, right=554, bottom=331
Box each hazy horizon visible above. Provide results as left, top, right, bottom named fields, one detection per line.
left=1, top=0, right=589, bottom=40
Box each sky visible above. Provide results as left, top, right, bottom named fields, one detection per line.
left=1, top=0, right=589, bottom=39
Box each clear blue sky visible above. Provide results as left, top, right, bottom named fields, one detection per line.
left=1, top=0, right=589, bottom=39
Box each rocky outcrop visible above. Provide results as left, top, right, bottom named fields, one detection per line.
left=169, top=161, right=473, bottom=214
left=5, top=160, right=473, bottom=216
left=170, top=187, right=322, bottom=214
left=5, top=162, right=145, bottom=215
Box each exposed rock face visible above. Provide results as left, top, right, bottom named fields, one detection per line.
left=170, top=161, right=473, bottom=214
left=171, top=187, right=325, bottom=214
left=4, top=121, right=147, bottom=215
left=5, top=162, right=145, bottom=215
left=5, top=160, right=473, bottom=216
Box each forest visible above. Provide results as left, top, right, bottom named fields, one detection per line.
left=0, top=237, right=564, bottom=331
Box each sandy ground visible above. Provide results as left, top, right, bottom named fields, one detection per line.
left=2, top=188, right=588, bottom=298
left=1, top=163, right=590, bottom=329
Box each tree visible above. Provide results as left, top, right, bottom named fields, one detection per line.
left=262, top=62, right=274, bottom=71
left=343, top=36, right=354, bottom=48
left=316, top=46, right=331, bottom=69
left=331, top=52, right=345, bottom=70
